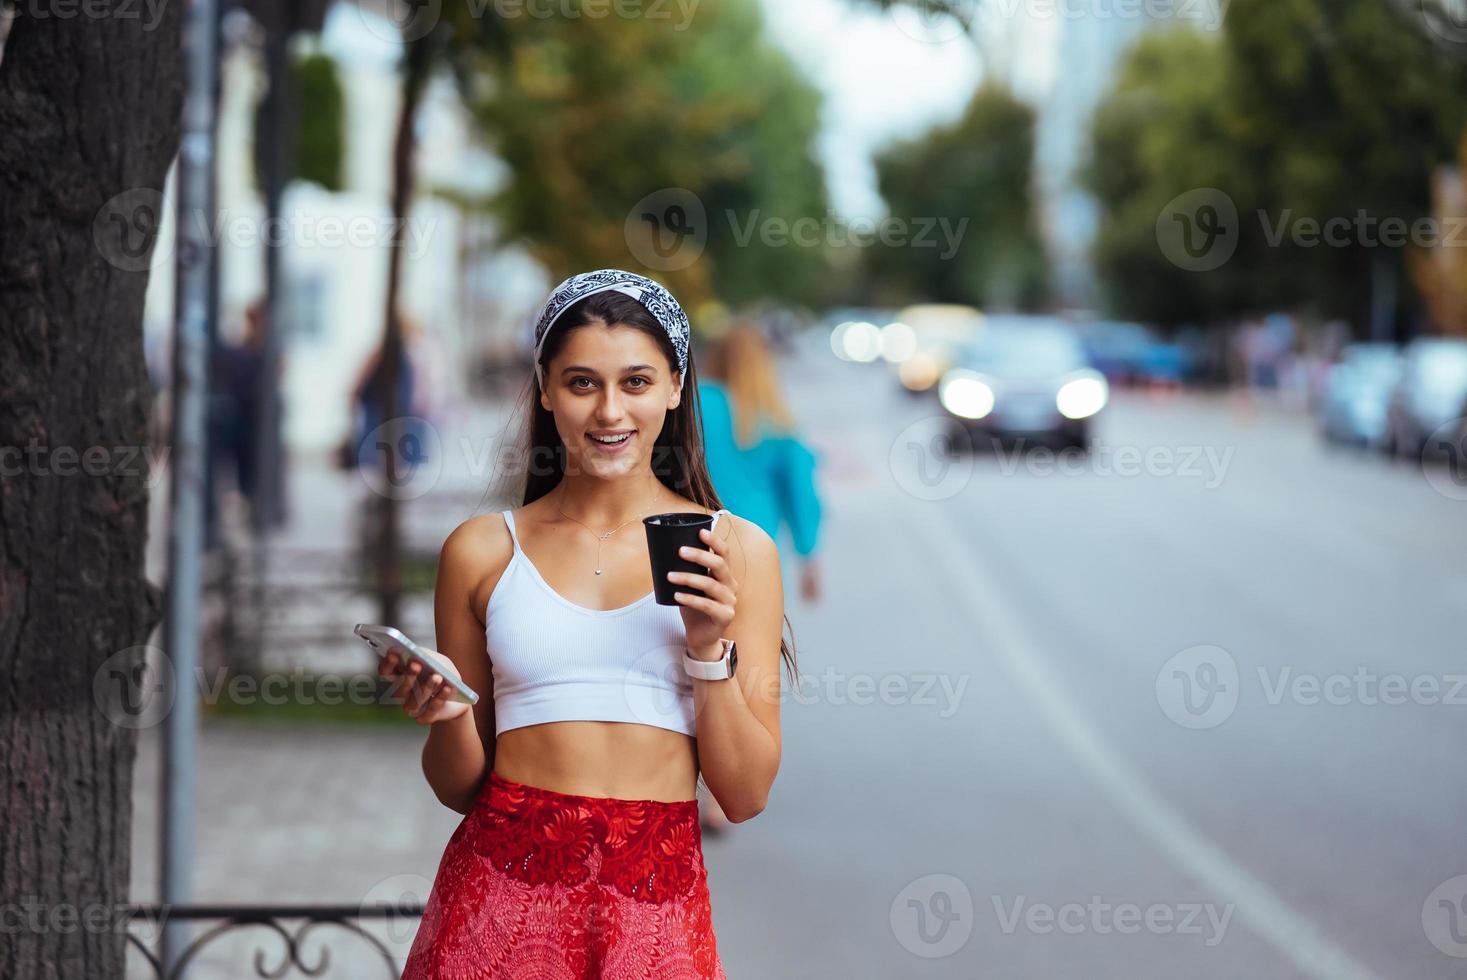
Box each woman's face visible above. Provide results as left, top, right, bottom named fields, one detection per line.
left=540, top=323, right=682, bottom=477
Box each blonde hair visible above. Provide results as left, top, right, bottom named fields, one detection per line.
left=706, top=322, right=796, bottom=449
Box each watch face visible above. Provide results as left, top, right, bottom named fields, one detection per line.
left=728, top=643, right=737, bottom=676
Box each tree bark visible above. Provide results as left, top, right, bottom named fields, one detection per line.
left=0, top=6, right=181, bottom=979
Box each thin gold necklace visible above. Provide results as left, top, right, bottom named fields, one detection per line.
left=555, top=485, right=662, bottom=576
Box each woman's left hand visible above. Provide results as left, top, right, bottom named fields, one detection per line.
left=669, top=523, right=739, bottom=657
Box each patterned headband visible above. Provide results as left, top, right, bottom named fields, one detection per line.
left=532, top=269, right=691, bottom=388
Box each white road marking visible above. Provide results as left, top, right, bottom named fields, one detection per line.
left=909, top=502, right=1384, bottom=980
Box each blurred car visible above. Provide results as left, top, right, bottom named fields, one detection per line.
left=1073, top=320, right=1153, bottom=387
left=885, top=304, right=984, bottom=396
left=1074, top=319, right=1196, bottom=388
left=1316, top=342, right=1402, bottom=448
left=937, top=316, right=1107, bottom=452
left=1382, top=337, right=1467, bottom=460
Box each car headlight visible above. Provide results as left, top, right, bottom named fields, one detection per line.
left=1056, top=373, right=1108, bottom=419
left=939, top=370, right=995, bottom=419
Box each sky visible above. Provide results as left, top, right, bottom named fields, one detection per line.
left=756, top=0, right=1059, bottom=220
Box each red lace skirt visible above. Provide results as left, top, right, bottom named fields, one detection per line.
left=402, top=770, right=727, bottom=979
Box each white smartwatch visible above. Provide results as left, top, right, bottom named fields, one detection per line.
left=683, top=638, right=737, bottom=681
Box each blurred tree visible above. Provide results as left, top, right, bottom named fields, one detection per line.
left=1085, top=3, right=1467, bottom=332
left=458, top=0, right=833, bottom=311
left=1083, top=29, right=1253, bottom=326
left=0, top=6, right=178, bottom=978
left=252, top=49, right=346, bottom=192
left=866, top=83, right=1048, bottom=310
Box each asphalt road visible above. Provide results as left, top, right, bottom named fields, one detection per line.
left=706, top=335, right=1467, bottom=979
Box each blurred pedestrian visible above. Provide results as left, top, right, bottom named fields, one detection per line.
left=695, top=320, right=824, bottom=836
left=345, top=310, right=430, bottom=473
left=206, top=301, right=267, bottom=539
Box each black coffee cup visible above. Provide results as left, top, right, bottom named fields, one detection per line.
left=644, top=510, right=728, bottom=605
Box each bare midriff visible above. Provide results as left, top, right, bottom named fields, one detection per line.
left=491, top=720, right=700, bottom=803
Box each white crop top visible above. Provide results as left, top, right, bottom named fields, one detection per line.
left=484, top=509, right=697, bottom=738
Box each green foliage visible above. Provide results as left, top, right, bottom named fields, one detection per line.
left=866, top=83, right=1049, bottom=310
left=457, top=0, right=833, bottom=311
left=254, top=50, right=346, bottom=193
left=1084, top=4, right=1467, bottom=327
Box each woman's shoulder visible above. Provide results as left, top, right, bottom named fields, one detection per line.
left=440, top=511, right=516, bottom=578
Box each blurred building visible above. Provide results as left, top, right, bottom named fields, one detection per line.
left=141, top=4, right=547, bottom=454
left=1031, top=3, right=1226, bottom=307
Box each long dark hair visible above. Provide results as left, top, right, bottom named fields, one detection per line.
left=494, top=289, right=800, bottom=689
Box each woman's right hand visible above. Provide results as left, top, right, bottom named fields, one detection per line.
left=379, top=648, right=472, bottom=726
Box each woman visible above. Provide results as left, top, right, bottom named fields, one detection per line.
left=694, top=323, right=823, bottom=836
left=700, top=323, right=823, bottom=605
left=384, top=270, right=797, bottom=979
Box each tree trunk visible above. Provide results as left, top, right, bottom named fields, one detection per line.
left=375, top=34, right=432, bottom=630
left=0, top=7, right=180, bottom=979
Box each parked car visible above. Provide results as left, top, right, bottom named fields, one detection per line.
left=938, top=316, right=1107, bottom=452
left=1382, top=338, right=1467, bottom=460
left=1317, top=342, right=1403, bottom=449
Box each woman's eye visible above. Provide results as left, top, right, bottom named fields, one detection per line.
left=571, top=377, right=594, bottom=390
left=627, top=377, right=649, bottom=389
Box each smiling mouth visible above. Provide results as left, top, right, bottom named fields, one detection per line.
left=587, top=431, right=634, bottom=446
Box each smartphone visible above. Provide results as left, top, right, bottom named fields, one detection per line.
left=354, top=624, right=480, bottom=706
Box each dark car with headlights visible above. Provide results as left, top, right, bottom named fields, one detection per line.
left=938, top=317, right=1108, bottom=453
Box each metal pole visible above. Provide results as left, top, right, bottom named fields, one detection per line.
left=161, top=0, right=219, bottom=972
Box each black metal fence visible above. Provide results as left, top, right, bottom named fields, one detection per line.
left=125, top=903, right=424, bottom=979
